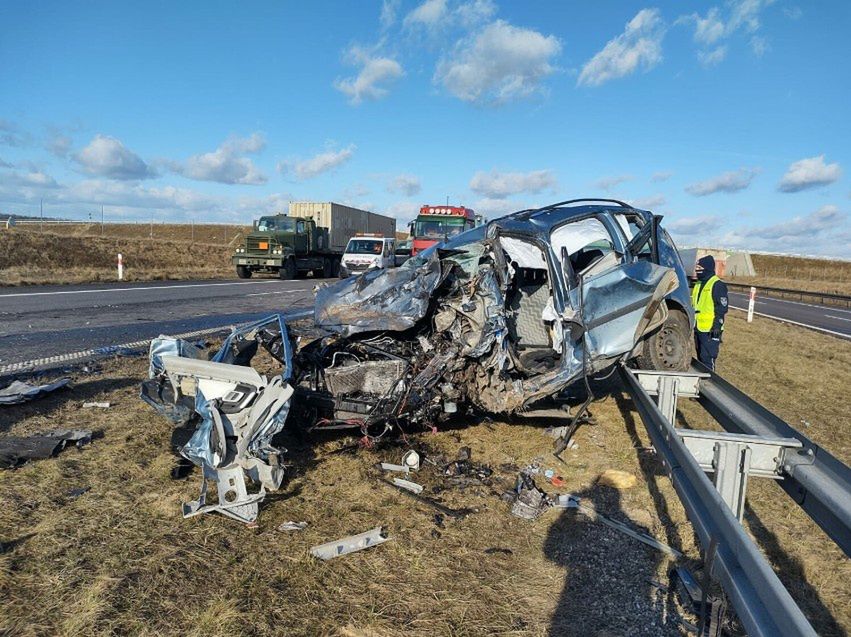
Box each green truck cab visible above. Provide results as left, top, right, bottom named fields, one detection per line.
left=233, top=214, right=338, bottom=280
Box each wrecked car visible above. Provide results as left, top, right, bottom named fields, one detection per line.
left=143, top=199, right=694, bottom=522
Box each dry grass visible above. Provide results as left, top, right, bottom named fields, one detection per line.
left=0, top=314, right=848, bottom=635
left=0, top=227, right=243, bottom=286
left=729, top=254, right=851, bottom=295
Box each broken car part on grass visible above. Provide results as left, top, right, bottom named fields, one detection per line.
left=141, top=199, right=694, bottom=523
left=0, top=429, right=93, bottom=469
left=0, top=378, right=70, bottom=405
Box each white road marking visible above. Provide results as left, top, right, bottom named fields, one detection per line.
left=826, top=315, right=851, bottom=322
left=729, top=291, right=851, bottom=315
left=729, top=305, right=851, bottom=339
left=0, top=280, right=286, bottom=298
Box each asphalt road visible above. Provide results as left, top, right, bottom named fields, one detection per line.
left=728, top=291, right=851, bottom=340
left=0, top=278, right=321, bottom=365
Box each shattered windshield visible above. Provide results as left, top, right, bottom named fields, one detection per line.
left=415, top=219, right=466, bottom=239
left=257, top=217, right=296, bottom=232
left=345, top=239, right=383, bottom=255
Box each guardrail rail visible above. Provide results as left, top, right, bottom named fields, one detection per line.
left=727, top=282, right=851, bottom=309
left=620, top=362, right=851, bottom=636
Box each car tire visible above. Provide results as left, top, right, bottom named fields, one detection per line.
left=236, top=265, right=252, bottom=279
left=279, top=258, right=296, bottom=280
left=635, top=308, right=691, bottom=372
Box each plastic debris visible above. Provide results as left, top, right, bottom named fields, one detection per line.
left=0, top=430, right=94, bottom=469
left=82, top=402, right=111, bottom=409
left=310, top=526, right=389, bottom=560
left=277, top=521, right=308, bottom=532
left=392, top=477, right=424, bottom=494
left=0, top=378, right=70, bottom=406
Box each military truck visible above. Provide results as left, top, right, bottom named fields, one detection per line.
left=232, top=202, right=396, bottom=280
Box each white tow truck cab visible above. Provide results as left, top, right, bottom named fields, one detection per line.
left=339, top=235, right=396, bottom=279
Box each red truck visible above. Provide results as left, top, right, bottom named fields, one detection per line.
left=410, top=205, right=479, bottom=256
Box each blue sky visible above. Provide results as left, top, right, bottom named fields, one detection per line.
left=1, top=0, right=849, bottom=257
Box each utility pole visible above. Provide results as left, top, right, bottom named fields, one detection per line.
left=191, top=218, right=195, bottom=242
left=150, top=215, right=154, bottom=239
left=40, top=198, right=43, bottom=233
left=101, top=205, right=104, bottom=236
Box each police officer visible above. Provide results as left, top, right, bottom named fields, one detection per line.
left=691, top=255, right=728, bottom=371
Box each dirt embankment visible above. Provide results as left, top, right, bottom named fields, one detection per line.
left=729, top=253, right=851, bottom=296
left=0, top=225, right=249, bottom=285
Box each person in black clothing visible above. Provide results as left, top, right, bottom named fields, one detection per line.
left=691, top=255, right=728, bottom=370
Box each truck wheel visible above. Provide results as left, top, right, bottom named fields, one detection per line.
left=635, top=308, right=691, bottom=372
left=279, top=258, right=296, bottom=280
left=322, top=258, right=333, bottom=279
left=236, top=265, right=252, bottom=279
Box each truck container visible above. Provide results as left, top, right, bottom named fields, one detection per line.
left=289, top=202, right=396, bottom=254
left=232, top=202, right=396, bottom=280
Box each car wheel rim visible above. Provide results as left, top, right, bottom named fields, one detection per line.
left=655, top=326, right=684, bottom=369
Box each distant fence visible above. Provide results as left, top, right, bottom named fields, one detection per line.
left=727, top=282, right=851, bottom=309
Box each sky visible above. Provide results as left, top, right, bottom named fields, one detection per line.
left=0, top=0, right=849, bottom=257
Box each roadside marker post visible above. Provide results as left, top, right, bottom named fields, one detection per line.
left=117, top=253, right=124, bottom=280
left=747, top=286, right=756, bottom=323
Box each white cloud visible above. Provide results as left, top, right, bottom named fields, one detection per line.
left=47, top=134, right=72, bottom=158
left=651, top=170, right=673, bottom=182
left=0, top=119, right=31, bottom=147
left=594, top=174, right=633, bottom=191
left=282, top=145, right=356, bottom=180
left=403, top=0, right=449, bottom=28
left=334, top=45, right=404, bottom=105
left=680, top=1, right=776, bottom=64
left=578, top=9, right=666, bottom=87
left=388, top=174, right=422, bottom=196
left=629, top=194, right=666, bottom=209
left=173, top=133, right=267, bottom=185
left=469, top=169, right=557, bottom=198
left=720, top=205, right=850, bottom=257
left=783, top=6, right=802, bottom=20
left=472, top=197, right=527, bottom=219
left=778, top=155, right=841, bottom=193
left=3, top=170, right=60, bottom=189
left=750, top=35, right=769, bottom=56
left=73, top=134, right=157, bottom=180
left=685, top=167, right=759, bottom=196
left=403, top=0, right=495, bottom=31
left=667, top=214, right=725, bottom=235
left=698, top=45, right=727, bottom=67
left=380, top=0, right=400, bottom=29
left=435, top=20, right=561, bottom=104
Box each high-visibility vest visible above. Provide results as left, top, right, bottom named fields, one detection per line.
left=692, top=275, right=721, bottom=333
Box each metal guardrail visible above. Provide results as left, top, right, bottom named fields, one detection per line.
left=621, top=365, right=818, bottom=636
left=727, top=282, right=851, bottom=309
left=694, top=361, right=851, bottom=556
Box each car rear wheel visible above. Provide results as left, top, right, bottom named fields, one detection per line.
left=279, top=258, right=296, bottom=280
left=236, top=265, right=252, bottom=279
left=635, top=308, right=691, bottom=371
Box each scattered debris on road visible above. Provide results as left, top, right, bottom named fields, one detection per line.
left=392, top=477, right=424, bottom=494
left=82, top=401, right=111, bottom=409
left=0, top=378, right=70, bottom=406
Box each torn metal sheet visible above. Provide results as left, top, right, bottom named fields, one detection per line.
left=141, top=314, right=295, bottom=523
left=310, top=526, right=389, bottom=560
left=0, top=429, right=93, bottom=468
left=0, top=378, right=70, bottom=406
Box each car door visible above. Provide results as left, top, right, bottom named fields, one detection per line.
left=552, top=215, right=678, bottom=360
